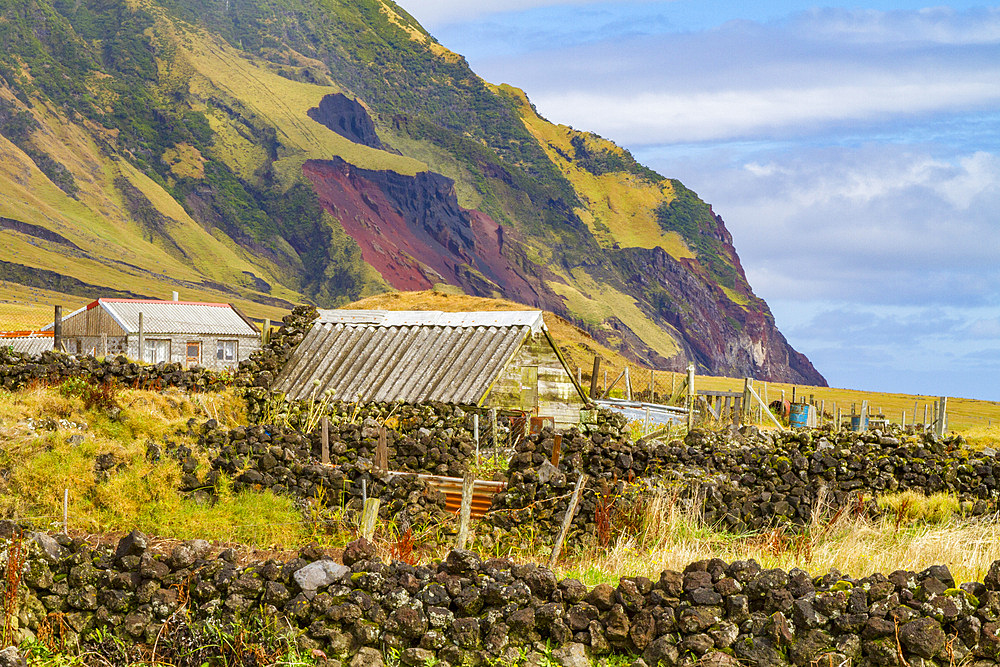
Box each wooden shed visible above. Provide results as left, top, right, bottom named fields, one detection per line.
left=273, top=309, right=588, bottom=427
left=44, top=298, right=260, bottom=369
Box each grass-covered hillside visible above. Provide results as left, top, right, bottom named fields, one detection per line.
left=0, top=0, right=824, bottom=385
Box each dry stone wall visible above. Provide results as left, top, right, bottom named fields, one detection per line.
left=0, top=349, right=232, bottom=393
left=154, top=421, right=453, bottom=527
left=0, top=304, right=320, bottom=394
left=6, top=532, right=1000, bottom=667
left=490, top=419, right=1000, bottom=539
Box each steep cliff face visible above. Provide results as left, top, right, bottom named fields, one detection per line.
left=613, top=246, right=825, bottom=384
left=302, top=157, right=548, bottom=309
left=308, top=94, right=386, bottom=150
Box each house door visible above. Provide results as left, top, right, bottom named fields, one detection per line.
left=186, top=341, right=201, bottom=366
left=519, top=366, right=538, bottom=413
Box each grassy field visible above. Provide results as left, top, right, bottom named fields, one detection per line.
left=557, top=491, right=1000, bottom=588
left=0, top=385, right=309, bottom=548
left=1, top=382, right=997, bottom=586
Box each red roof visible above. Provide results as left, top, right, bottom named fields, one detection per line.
left=88, top=298, right=232, bottom=309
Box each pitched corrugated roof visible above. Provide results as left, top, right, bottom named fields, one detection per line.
left=274, top=310, right=544, bottom=404
left=46, top=299, right=259, bottom=336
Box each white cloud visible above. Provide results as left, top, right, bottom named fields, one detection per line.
left=795, top=6, right=1000, bottom=46
left=447, top=6, right=1000, bottom=146
left=650, top=144, right=1000, bottom=310
left=767, top=300, right=1000, bottom=399
left=530, top=74, right=1000, bottom=144
left=395, top=0, right=658, bottom=26
left=965, top=316, right=1000, bottom=339
left=932, top=151, right=1000, bottom=209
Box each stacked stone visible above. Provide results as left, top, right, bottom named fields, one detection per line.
left=9, top=531, right=1000, bottom=667
left=0, top=349, right=232, bottom=393
left=200, top=413, right=481, bottom=482
left=491, top=422, right=1000, bottom=539
left=193, top=422, right=450, bottom=524
left=238, top=304, right=319, bottom=389
left=303, top=415, right=478, bottom=478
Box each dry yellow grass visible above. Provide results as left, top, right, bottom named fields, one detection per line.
left=556, top=493, right=1000, bottom=587
left=682, top=373, right=1000, bottom=432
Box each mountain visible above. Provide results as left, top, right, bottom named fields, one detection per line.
left=0, top=0, right=825, bottom=385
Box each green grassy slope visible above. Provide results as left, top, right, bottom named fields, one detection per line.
left=0, top=0, right=824, bottom=384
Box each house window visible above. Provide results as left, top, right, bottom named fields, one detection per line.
left=217, top=340, right=237, bottom=363
left=144, top=339, right=170, bottom=364
left=186, top=341, right=201, bottom=366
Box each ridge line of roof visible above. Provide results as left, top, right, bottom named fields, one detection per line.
left=316, top=309, right=546, bottom=331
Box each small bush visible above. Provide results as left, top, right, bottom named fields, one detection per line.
left=877, top=491, right=961, bottom=525
left=58, top=377, right=119, bottom=411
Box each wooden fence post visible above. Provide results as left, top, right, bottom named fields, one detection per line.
left=321, top=417, right=330, bottom=465
left=457, top=468, right=475, bottom=549
left=937, top=397, right=948, bottom=437
left=490, top=409, right=497, bottom=448
left=100, top=333, right=108, bottom=358
left=548, top=473, right=588, bottom=568
left=262, top=318, right=271, bottom=345
left=649, top=368, right=655, bottom=402
left=551, top=434, right=562, bottom=466
left=473, top=413, right=480, bottom=466
left=686, top=364, right=695, bottom=431
left=624, top=367, right=632, bottom=401
left=589, top=357, right=601, bottom=399
left=362, top=497, right=380, bottom=540
left=742, top=378, right=753, bottom=422
left=53, top=305, right=62, bottom=353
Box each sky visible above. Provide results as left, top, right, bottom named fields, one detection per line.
left=396, top=0, right=1000, bottom=402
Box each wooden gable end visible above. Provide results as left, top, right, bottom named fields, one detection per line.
left=483, top=330, right=585, bottom=427
left=61, top=304, right=126, bottom=337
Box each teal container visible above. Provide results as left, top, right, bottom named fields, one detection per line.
left=789, top=403, right=810, bottom=428
left=851, top=415, right=869, bottom=432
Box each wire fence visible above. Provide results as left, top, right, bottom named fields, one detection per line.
left=0, top=297, right=61, bottom=332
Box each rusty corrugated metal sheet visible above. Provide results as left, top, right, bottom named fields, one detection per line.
left=274, top=313, right=534, bottom=404
left=388, top=471, right=506, bottom=519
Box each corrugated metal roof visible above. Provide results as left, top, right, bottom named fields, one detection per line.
left=0, top=334, right=54, bottom=355
left=45, top=299, right=259, bottom=336
left=274, top=314, right=536, bottom=404
left=317, top=309, right=545, bottom=332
